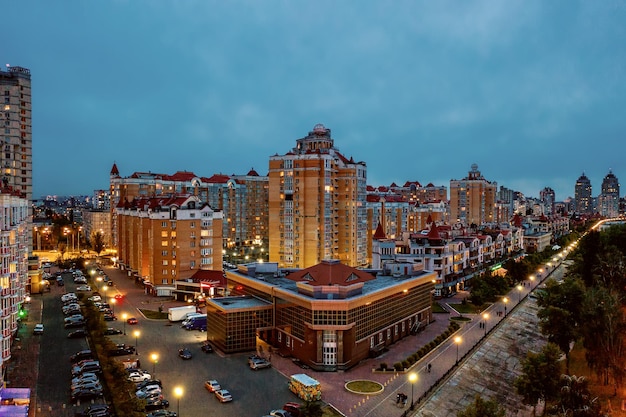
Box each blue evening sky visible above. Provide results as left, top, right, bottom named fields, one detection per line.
left=5, top=1, right=626, bottom=202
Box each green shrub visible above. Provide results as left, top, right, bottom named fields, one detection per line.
left=380, top=362, right=388, bottom=370
left=394, top=362, right=403, bottom=371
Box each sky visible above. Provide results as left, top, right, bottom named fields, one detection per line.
left=5, top=1, right=626, bottom=202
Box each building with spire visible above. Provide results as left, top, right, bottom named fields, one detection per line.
left=268, top=124, right=367, bottom=268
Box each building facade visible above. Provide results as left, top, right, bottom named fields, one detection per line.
left=598, top=170, right=620, bottom=218
left=268, top=124, right=368, bottom=269
left=574, top=172, right=593, bottom=215
left=82, top=209, right=112, bottom=250
left=207, top=260, right=435, bottom=371
left=115, top=194, right=223, bottom=291
left=0, top=188, right=30, bottom=387
left=449, top=164, right=497, bottom=227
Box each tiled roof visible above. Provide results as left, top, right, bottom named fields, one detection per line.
left=373, top=223, right=387, bottom=240
left=287, top=260, right=375, bottom=286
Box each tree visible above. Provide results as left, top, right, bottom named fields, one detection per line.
left=92, top=231, right=105, bottom=256
left=299, top=401, right=323, bottom=417
left=457, top=394, right=505, bottom=417
left=547, top=374, right=602, bottom=417
left=515, top=343, right=563, bottom=416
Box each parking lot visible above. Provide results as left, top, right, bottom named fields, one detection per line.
left=32, top=264, right=302, bottom=417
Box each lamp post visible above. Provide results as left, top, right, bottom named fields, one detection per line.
left=122, top=313, right=127, bottom=335
left=482, top=312, right=489, bottom=336
left=109, top=297, right=116, bottom=315
left=503, top=297, right=508, bottom=316
left=517, top=284, right=523, bottom=303
left=174, top=386, right=183, bottom=416
left=408, top=372, right=417, bottom=410
left=133, top=330, right=140, bottom=355
left=454, top=336, right=462, bottom=363
left=151, top=353, right=158, bottom=376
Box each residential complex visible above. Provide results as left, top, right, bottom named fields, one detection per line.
left=449, top=164, right=497, bottom=226
left=598, top=170, right=620, bottom=218
left=574, top=172, right=593, bottom=215
left=115, top=194, right=223, bottom=291
left=0, top=187, right=31, bottom=387
left=268, top=124, right=368, bottom=269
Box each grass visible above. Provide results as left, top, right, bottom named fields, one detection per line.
left=345, top=380, right=384, bottom=394
left=321, top=405, right=345, bottom=417
left=432, top=302, right=448, bottom=313
left=448, top=302, right=482, bottom=314
left=139, top=309, right=168, bottom=320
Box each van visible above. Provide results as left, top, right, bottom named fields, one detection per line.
left=182, top=314, right=207, bottom=331
left=181, top=313, right=204, bottom=326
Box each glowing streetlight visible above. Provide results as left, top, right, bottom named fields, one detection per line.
left=151, top=353, right=159, bottom=376
left=133, top=330, right=140, bottom=355
left=174, top=386, right=183, bottom=416
left=121, top=313, right=127, bottom=335
left=516, top=284, right=523, bottom=302
left=109, top=297, right=116, bottom=315
left=408, top=372, right=417, bottom=410
left=482, top=312, right=489, bottom=336
left=454, top=336, right=462, bottom=363
left=503, top=297, right=509, bottom=316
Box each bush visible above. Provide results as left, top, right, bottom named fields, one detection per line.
left=380, top=362, right=388, bottom=371
left=394, top=362, right=403, bottom=371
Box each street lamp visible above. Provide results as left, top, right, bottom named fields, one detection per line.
left=133, top=330, right=140, bottom=355
left=408, top=372, right=417, bottom=410
left=151, top=353, right=158, bottom=376
left=109, top=297, right=116, bottom=315
left=121, top=313, right=127, bottom=335
left=503, top=297, right=508, bottom=316
left=482, top=312, right=489, bottom=336
left=174, top=386, right=183, bottom=416
left=517, top=284, right=523, bottom=302
left=454, top=336, right=462, bottom=363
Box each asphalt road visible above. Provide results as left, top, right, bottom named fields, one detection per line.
left=35, top=264, right=300, bottom=417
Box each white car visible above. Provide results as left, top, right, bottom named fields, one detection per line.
left=33, top=324, right=44, bottom=335
left=61, top=293, right=77, bottom=302
left=76, top=285, right=92, bottom=292
left=71, top=373, right=99, bottom=387
left=127, top=371, right=151, bottom=383
left=215, top=389, right=233, bottom=403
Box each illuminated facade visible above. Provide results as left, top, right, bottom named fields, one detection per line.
left=449, top=164, right=497, bottom=226
left=268, top=124, right=367, bottom=268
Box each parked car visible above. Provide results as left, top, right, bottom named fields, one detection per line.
left=71, top=360, right=101, bottom=377
left=270, top=410, right=293, bottom=417
left=71, top=373, right=99, bottom=387
left=65, top=320, right=86, bottom=329
left=127, top=370, right=151, bottom=383
left=249, top=357, right=272, bottom=370
left=76, top=285, right=92, bottom=292
left=144, top=398, right=170, bottom=411
left=145, top=407, right=175, bottom=416
left=204, top=380, right=221, bottom=392
left=71, top=380, right=102, bottom=392
left=33, top=323, right=44, bottom=335
left=70, top=350, right=93, bottom=363
left=64, top=314, right=84, bottom=323
left=283, top=402, right=302, bottom=417
left=108, top=344, right=135, bottom=356
left=136, top=384, right=162, bottom=399
left=136, top=379, right=162, bottom=390
left=201, top=341, right=214, bottom=353
left=61, top=293, right=77, bottom=302
left=67, top=329, right=88, bottom=338
left=70, top=388, right=102, bottom=403
left=214, top=389, right=233, bottom=403
left=103, top=327, right=123, bottom=335
left=178, top=348, right=192, bottom=360
left=103, top=313, right=117, bottom=321
left=73, top=404, right=111, bottom=417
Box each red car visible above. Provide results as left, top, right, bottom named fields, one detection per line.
left=114, top=294, right=124, bottom=300
left=127, top=317, right=138, bottom=325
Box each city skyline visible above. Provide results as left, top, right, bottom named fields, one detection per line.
left=5, top=1, right=626, bottom=201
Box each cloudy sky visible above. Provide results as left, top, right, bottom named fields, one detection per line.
left=5, top=1, right=626, bottom=201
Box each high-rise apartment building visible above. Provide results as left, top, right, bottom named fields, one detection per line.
left=268, top=124, right=367, bottom=268
left=449, top=164, right=497, bottom=226
left=0, top=66, right=31, bottom=202
left=574, top=172, right=593, bottom=215
left=598, top=170, right=620, bottom=218
left=116, top=194, right=223, bottom=290
left=0, top=187, right=30, bottom=387
left=539, top=187, right=556, bottom=216
left=1, top=66, right=32, bottom=252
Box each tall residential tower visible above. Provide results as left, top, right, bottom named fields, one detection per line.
left=268, top=124, right=367, bottom=268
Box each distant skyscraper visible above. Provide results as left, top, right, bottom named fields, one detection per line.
left=598, top=170, right=620, bottom=218
left=268, top=124, right=367, bottom=268
left=539, top=187, right=556, bottom=215
left=449, top=164, right=497, bottom=226
left=574, top=172, right=593, bottom=215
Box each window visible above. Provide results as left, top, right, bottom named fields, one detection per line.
left=161, top=250, right=168, bottom=256
left=161, top=241, right=168, bottom=247
left=190, top=261, right=195, bottom=268
left=161, top=231, right=168, bottom=237
left=162, top=269, right=168, bottom=275
left=190, top=221, right=195, bottom=228
left=162, top=260, right=168, bottom=266
left=161, top=221, right=168, bottom=227
left=190, top=241, right=195, bottom=248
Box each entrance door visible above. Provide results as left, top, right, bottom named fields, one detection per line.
left=322, top=330, right=337, bottom=366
